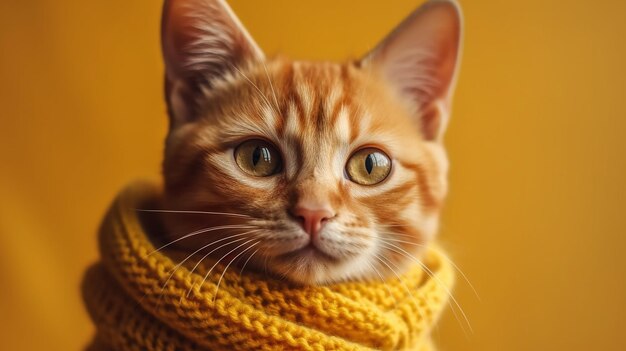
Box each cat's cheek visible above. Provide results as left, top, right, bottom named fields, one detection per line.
left=420, top=214, right=440, bottom=242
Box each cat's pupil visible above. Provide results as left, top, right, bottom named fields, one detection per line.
left=251, top=146, right=274, bottom=167
left=365, top=154, right=374, bottom=174
left=252, top=147, right=261, bottom=166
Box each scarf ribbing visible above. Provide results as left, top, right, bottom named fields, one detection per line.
left=82, top=181, right=453, bottom=351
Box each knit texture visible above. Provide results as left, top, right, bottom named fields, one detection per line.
left=82, top=181, right=454, bottom=351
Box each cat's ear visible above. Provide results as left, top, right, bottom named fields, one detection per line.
left=361, top=0, right=462, bottom=141
left=161, top=0, right=264, bottom=125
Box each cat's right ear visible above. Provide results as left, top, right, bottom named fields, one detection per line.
left=360, top=0, right=462, bottom=142
left=161, top=0, right=264, bottom=126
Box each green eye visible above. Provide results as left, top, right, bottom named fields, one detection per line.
left=346, top=148, right=391, bottom=185
left=234, top=139, right=281, bottom=177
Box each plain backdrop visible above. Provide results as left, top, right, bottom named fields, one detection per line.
left=1, top=0, right=625, bottom=350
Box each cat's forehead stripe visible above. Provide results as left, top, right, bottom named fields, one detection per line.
left=334, top=106, right=351, bottom=143
left=287, top=61, right=356, bottom=133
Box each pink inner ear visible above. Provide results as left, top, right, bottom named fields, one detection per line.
left=161, top=0, right=264, bottom=124
left=162, top=0, right=263, bottom=79
left=362, top=1, right=462, bottom=141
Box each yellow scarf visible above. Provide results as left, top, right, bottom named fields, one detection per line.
left=82, top=181, right=454, bottom=351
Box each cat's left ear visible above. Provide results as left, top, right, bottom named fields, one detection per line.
left=361, top=0, right=462, bottom=141
left=162, top=0, right=264, bottom=126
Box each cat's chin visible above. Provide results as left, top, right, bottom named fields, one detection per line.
left=266, top=248, right=370, bottom=286
left=276, top=244, right=340, bottom=264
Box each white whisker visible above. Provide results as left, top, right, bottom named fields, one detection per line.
left=184, top=235, right=256, bottom=297
left=374, top=253, right=442, bottom=337
left=239, top=247, right=260, bottom=276
left=365, top=260, right=398, bottom=310
left=155, top=229, right=261, bottom=306
left=213, top=241, right=261, bottom=302
left=136, top=208, right=252, bottom=218
left=262, top=62, right=281, bottom=113
left=146, top=224, right=257, bottom=256
left=375, top=232, right=480, bottom=301
left=378, top=240, right=473, bottom=335
left=191, top=238, right=257, bottom=298
left=230, top=64, right=279, bottom=118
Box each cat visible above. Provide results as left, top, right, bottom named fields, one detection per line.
left=156, top=0, right=462, bottom=285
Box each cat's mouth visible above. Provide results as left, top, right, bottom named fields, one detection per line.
left=276, top=243, right=339, bottom=263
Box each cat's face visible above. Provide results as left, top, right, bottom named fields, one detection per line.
left=159, top=0, right=461, bottom=285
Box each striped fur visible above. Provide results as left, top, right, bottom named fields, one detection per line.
left=159, top=0, right=460, bottom=285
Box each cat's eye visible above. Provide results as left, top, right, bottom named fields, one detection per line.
left=345, top=148, right=392, bottom=185
left=234, top=139, right=282, bottom=177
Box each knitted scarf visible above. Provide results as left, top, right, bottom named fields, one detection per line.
left=82, top=181, right=454, bottom=351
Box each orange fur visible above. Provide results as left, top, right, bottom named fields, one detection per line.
left=157, top=0, right=461, bottom=285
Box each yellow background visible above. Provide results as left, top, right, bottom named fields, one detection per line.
left=1, top=0, right=625, bottom=350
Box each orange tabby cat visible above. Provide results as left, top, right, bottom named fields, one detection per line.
left=157, top=0, right=462, bottom=285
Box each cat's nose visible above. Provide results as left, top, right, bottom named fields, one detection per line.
left=291, top=205, right=335, bottom=237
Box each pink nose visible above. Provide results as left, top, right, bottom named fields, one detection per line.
left=292, top=206, right=335, bottom=237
